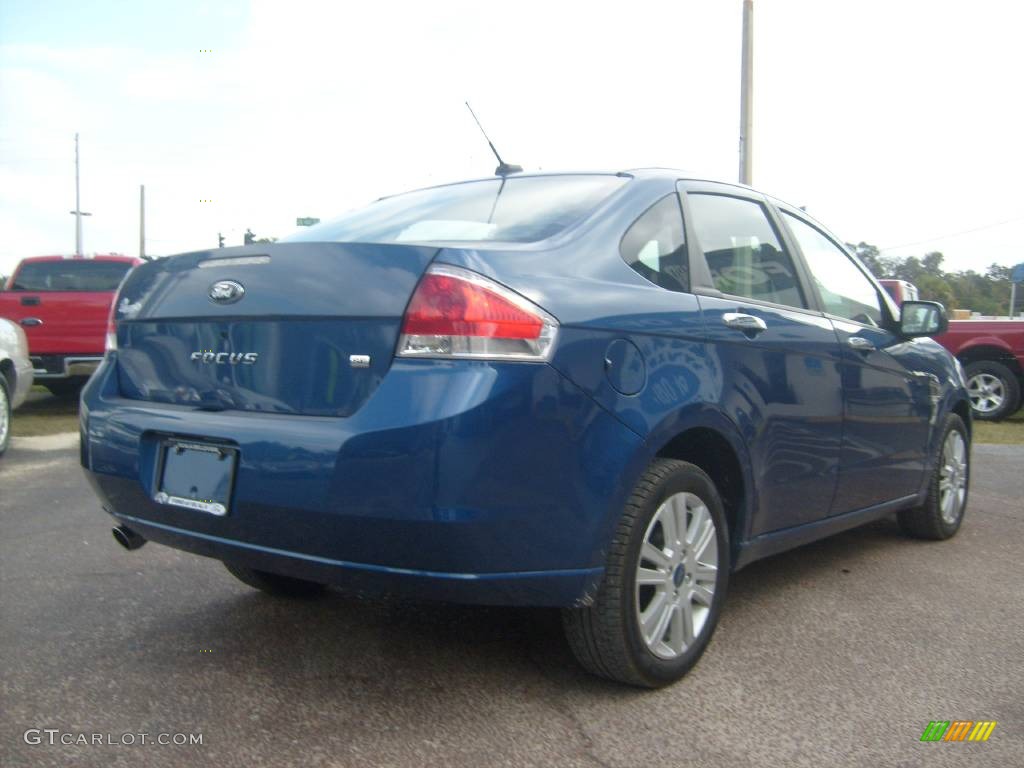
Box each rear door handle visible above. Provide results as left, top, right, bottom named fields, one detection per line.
left=847, top=336, right=874, bottom=352
left=723, top=313, right=767, bottom=336
left=19, top=317, right=43, bottom=327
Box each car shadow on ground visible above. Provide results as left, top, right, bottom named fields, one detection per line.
left=111, top=517, right=912, bottom=700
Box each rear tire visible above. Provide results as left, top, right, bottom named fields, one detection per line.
left=964, top=360, right=1020, bottom=421
left=223, top=562, right=327, bottom=598
left=898, top=414, right=969, bottom=540
left=0, top=375, right=11, bottom=457
left=562, top=459, right=730, bottom=688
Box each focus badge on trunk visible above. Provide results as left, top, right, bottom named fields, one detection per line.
left=209, top=280, right=245, bottom=304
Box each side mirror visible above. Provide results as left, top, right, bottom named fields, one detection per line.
left=899, top=300, right=948, bottom=338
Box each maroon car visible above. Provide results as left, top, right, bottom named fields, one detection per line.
left=881, top=280, right=1023, bottom=420
left=934, top=320, right=1024, bottom=420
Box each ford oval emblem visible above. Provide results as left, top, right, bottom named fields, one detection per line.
left=209, top=280, right=245, bottom=304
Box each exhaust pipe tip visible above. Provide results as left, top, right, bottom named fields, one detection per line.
left=112, top=525, right=146, bottom=551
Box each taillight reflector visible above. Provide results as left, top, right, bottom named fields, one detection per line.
left=398, top=266, right=557, bottom=360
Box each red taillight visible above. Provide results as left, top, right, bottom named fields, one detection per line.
left=105, top=267, right=138, bottom=354
left=104, top=302, right=117, bottom=354
left=402, top=274, right=543, bottom=340
left=398, top=266, right=557, bottom=360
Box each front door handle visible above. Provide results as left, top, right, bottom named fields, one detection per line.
left=19, top=317, right=43, bottom=327
left=723, top=313, right=767, bottom=336
left=847, top=336, right=875, bottom=352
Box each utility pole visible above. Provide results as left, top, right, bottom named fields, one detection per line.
left=69, top=133, right=92, bottom=256
left=139, top=184, right=146, bottom=259
left=738, top=0, right=754, bottom=186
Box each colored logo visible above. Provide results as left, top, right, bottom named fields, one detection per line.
left=920, top=721, right=997, bottom=742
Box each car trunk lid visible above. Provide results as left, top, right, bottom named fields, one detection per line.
left=113, top=243, right=438, bottom=416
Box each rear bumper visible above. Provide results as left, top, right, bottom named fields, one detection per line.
left=81, top=356, right=643, bottom=607
left=102, top=511, right=603, bottom=606
left=31, top=353, right=102, bottom=379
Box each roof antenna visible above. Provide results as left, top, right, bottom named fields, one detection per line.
left=465, top=101, right=522, bottom=176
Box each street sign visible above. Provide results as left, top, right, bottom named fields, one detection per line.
left=1012, top=263, right=1024, bottom=283
left=296, top=217, right=320, bottom=227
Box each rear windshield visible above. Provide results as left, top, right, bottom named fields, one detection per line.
left=9, top=260, right=133, bottom=292
left=283, top=174, right=627, bottom=245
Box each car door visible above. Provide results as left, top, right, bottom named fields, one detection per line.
left=778, top=209, right=933, bottom=513
left=680, top=184, right=845, bottom=536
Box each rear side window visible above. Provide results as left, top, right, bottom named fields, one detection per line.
left=620, top=195, right=688, bottom=292
left=10, top=260, right=133, bottom=291
left=283, top=174, right=627, bottom=245
left=687, top=194, right=806, bottom=309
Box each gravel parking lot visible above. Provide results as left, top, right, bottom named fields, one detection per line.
left=1, top=438, right=1021, bottom=767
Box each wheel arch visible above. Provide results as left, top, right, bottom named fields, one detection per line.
left=951, top=398, right=972, bottom=439
left=958, top=343, right=1023, bottom=379
left=0, top=357, right=14, bottom=392
left=636, top=408, right=756, bottom=567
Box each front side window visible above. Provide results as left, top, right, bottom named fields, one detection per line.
left=283, top=174, right=627, bottom=245
left=687, top=194, right=806, bottom=309
left=620, top=195, right=688, bottom=292
left=782, top=212, right=883, bottom=326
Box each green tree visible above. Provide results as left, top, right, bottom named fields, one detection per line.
left=846, top=242, right=883, bottom=277
left=921, top=251, right=944, bottom=277
left=915, top=273, right=954, bottom=308
left=847, top=243, right=1014, bottom=315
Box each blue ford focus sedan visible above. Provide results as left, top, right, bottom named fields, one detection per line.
left=81, top=170, right=971, bottom=687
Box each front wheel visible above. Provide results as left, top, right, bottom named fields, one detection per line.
left=898, top=414, right=970, bottom=540
left=562, top=459, right=730, bottom=688
left=964, top=360, right=1020, bottom=421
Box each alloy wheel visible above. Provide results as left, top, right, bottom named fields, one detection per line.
left=967, top=373, right=1005, bottom=414
left=938, top=430, right=968, bottom=525
left=635, top=491, right=718, bottom=660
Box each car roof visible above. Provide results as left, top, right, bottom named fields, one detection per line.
left=16, top=254, right=140, bottom=264
left=375, top=167, right=761, bottom=201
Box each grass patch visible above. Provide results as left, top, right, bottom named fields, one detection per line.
left=11, top=386, right=80, bottom=437
left=974, top=410, right=1024, bottom=445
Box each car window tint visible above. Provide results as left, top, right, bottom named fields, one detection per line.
left=688, top=194, right=805, bottom=309
left=619, top=195, right=688, bottom=292
left=282, top=175, right=627, bottom=245
left=783, top=212, right=883, bottom=325
left=10, top=260, right=133, bottom=291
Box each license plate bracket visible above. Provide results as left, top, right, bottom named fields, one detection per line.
left=155, top=440, right=237, bottom=516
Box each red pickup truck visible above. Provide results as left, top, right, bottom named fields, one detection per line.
left=0, top=255, right=141, bottom=395
left=881, top=279, right=1024, bottom=421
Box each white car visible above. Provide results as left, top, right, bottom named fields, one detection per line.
left=0, top=317, right=34, bottom=456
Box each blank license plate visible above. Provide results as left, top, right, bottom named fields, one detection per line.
left=155, top=440, right=237, bottom=516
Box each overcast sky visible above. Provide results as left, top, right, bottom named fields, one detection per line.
left=1, top=0, right=1022, bottom=276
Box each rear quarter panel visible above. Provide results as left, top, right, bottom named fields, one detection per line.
left=435, top=176, right=761, bottom=550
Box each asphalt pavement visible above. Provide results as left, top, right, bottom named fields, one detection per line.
left=1, top=437, right=1022, bottom=767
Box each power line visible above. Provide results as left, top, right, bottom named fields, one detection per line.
left=878, top=216, right=1024, bottom=252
